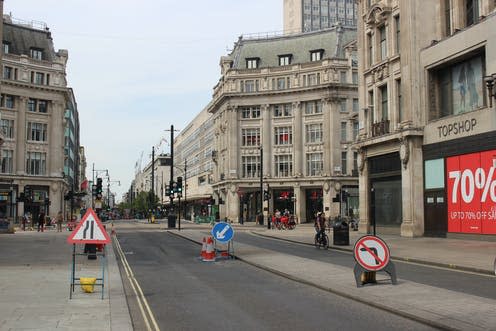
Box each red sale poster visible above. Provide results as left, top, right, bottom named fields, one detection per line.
left=447, top=149, right=496, bottom=234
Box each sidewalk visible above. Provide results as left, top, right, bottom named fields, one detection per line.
left=0, top=228, right=132, bottom=331
left=174, top=220, right=496, bottom=331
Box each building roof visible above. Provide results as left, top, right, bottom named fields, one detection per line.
left=229, top=25, right=356, bottom=69
left=3, top=18, right=57, bottom=62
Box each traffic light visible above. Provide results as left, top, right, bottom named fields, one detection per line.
left=64, top=191, right=74, bottom=201
left=168, top=180, right=174, bottom=196
left=176, top=177, right=183, bottom=195
left=96, top=178, right=103, bottom=198
left=263, top=190, right=270, bottom=201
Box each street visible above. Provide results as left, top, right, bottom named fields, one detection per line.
left=115, top=223, right=436, bottom=331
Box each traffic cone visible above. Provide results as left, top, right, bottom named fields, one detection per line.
left=202, top=237, right=216, bottom=262
left=200, top=237, right=207, bottom=259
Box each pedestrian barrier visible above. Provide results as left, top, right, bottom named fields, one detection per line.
left=202, top=237, right=216, bottom=262
left=200, top=237, right=207, bottom=259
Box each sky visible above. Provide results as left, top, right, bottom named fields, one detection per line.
left=4, top=0, right=283, bottom=201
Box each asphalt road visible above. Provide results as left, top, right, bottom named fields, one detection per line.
left=235, top=232, right=496, bottom=300
left=116, top=228, right=437, bottom=331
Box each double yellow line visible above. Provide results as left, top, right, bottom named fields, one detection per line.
left=114, top=237, right=160, bottom=331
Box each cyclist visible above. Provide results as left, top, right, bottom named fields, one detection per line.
left=314, top=212, right=326, bottom=243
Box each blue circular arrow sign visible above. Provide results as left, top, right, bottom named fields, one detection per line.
left=211, top=222, right=234, bottom=243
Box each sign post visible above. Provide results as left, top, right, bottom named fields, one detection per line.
left=352, top=235, right=397, bottom=287
left=211, top=222, right=235, bottom=259
left=67, top=208, right=111, bottom=299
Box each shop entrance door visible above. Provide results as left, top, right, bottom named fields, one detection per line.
left=424, top=189, right=447, bottom=236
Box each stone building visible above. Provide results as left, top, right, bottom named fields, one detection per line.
left=0, top=15, right=79, bottom=223
left=208, top=26, right=359, bottom=224
left=355, top=0, right=496, bottom=237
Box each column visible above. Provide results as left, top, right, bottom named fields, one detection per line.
left=293, top=102, right=302, bottom=177
left=228, top=106, right=238, bottom=179
left=16, top=97, right=27, bottom=175
left=262, top=104, right=271, bottom=177
left=50, top=100, right=64, bottom=177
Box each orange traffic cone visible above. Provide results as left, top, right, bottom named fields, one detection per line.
left=202, top=237, right=216, bottom=262
left=200, top=237, right=207, bottom=259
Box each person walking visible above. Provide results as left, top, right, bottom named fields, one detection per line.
left=56, top=211, right=63, bottom=232
left=37, top=210, right=45, bottom=232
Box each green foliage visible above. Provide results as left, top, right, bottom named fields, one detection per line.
left=122, top=191, right=159, bottom=215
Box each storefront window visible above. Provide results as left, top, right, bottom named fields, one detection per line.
left=425, top=159, right=445, bottom=189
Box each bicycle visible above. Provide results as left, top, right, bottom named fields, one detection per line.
left=314, top=231, right=329, bottom=249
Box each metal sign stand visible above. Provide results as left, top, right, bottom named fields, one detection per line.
left=69, top=244, right=106, bottom=300
left=214, top=239, right=235, bottom=259
left=353, top=260, right=397, bottom=287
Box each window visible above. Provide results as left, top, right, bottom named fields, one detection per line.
left=444, top=0, right=451, bottom=36
left=241, top=80, right=259, bottom=92
left=466, top=0, right=479, bottom=27
left=30, top=48, right=43, bottom=60
left=304, top=73, right=320, bottom=86
left=277, top=77, right=288, bottom=90
left=38, top=100, right=48, bottom=113
left=307, top=153, right=323, bottom=176
left=341, top=151, right=347, bottom=174
left=367, top=34, right=373, bottom=66
left=429, top=54, right=484, bottom=120
left=275, top=127, right=292, bottom=145
left=353, top=152, right=358, bottom=172
left=353, top=121, right=359, bottom=140
left=26, top=152, right=46, bottom=175
left=352, top=71, right=358, bottom=84
left=394, top=16, right=400, bottom=54
left=275, top=154, right=293, bottom=177
left=379, top=25, right=387, bottom=61
left=246, top=58, right=259, bottom=69
left=341, top=122, right=347, bottom=141
left=273, top=104, right=292, bottom=117
left=380, top=85, right=388, bottom=120
left=240, top=106, right=260, bottom=119
left=242, top=128, right=260, bottom=146
left=340, top=71, right=347, bottom=83
left=368, top=90, right=375, bottom=123
left=27, top=122, right=48, bottom=142
left=0, top=150, right=13, bottom=174
left=306, top=123, right=323, bottom=143
left=28, top=99, right=37, bottom=112
left=396, top=79, right=403, bottom=122
left=242, top=156, right=260, bottom=178
left=340, top=99, right=347, bottom=112
left=1, top=119, right=14, bottom=139
left=3, top=42, right=10, bottom=54
left=2, top=95, right=15, bottom=109
left=310, top=49, right=323, bottom=61
left=279, top=55, right=291, bottom=66
left=353, top=98, right=359, bottom=112
left=304, top=100, right=322, bottom=114
left=3, top=66, right=13, bottom=80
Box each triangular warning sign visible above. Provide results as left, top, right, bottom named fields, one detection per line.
left=67, top=208, right=111, bottom=244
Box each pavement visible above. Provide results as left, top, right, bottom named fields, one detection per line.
left=1, top=220, right=495, bottom=331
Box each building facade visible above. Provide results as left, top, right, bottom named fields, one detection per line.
left=208, top=27, right=359, bottom=224
left=0, top=15, right=79, bottom=224
left=173, top=107, right=215, bottom=220
left=355, top=0, right=496, bottom=237
left=284, top=0, right=358, bottom=34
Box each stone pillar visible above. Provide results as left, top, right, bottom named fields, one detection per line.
left=322, top=98, right=332, bottom=175
left=358, top=150, right=370, bottom=234
left=16, top=97, right=27, bottom=175
left=50, top=100, right=64, bottom=177
left=400, top=137, right=424, bottom=237
left=228, top=106, right=238, bottom=179
left=262, top=104, right=271, bottom=177
left=295, top=184, right=305, bottom=223
left=293, top=102, right=302, bottom=176
left=226, top=185, right=240, bottom=222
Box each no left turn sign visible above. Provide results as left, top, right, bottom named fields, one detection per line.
left=353, top=235, right=391, bottom=271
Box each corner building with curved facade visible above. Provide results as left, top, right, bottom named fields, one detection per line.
left=208, top=26, right=359, bottom=224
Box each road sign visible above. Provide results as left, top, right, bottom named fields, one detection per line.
left=353, top=235, right=390, bottom=271
left=211, top=222, right=234, bottom=243
left=67, top=208, right=111, bottom=244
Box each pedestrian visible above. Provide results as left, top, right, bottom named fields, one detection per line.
left=37, top=210, right=45, bottom=232
left=56, top=211, right=63, bottom=232
left=22, top=212, right=28, bottom=231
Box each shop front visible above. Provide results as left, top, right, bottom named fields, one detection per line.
left=369, top=153, right=403, bottom=233
left=0, top=185, right=17, bottom=230
left=305, top=188, right=323, bottom=223
left=273, top=189, right=294, bottom=215
left=23, top=186, right=50, bottom=225
left=238, top=189, right=261, bottom=223
left=424, top=132, right=496, bottom=236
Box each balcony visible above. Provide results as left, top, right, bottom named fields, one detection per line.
left=371, top=119, right=390, bottom=137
